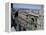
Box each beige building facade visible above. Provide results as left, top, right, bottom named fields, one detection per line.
left=17, top=8, right=44, bottom=30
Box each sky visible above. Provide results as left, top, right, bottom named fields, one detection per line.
left=13, top=3, right=43, bottom=9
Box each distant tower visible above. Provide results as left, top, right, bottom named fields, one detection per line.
left=11, top=3, right=13, bottom=8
